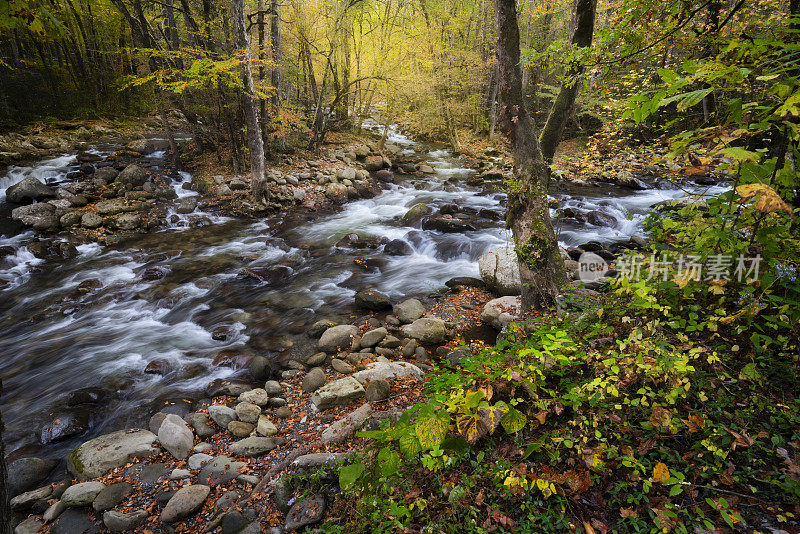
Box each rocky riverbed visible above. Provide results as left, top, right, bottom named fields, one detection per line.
left=1, top=119, right=731, bottom=532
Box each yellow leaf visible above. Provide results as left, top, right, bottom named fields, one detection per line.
left=736, top=183, right=793, bottom=214
left=653, top=462, right=670, bottom=484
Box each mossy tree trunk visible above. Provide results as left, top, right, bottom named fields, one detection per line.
left=493, top=0, right=567, bottom=309
left=538, top=0, right=596, bottom=163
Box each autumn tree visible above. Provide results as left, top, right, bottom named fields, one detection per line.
left=493, top=0, right=595, bottom=308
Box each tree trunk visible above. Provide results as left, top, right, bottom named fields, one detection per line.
left=1, top=378, right=11, bottom=534
left=232, top=0, right=267, bottom=201
left=257, top=0, right=267, bottom=148
left=270, top=0, right=286, bottom=152
left=493, top=0, right=567, bottom=309
left=538, top=0, right=596, bottom=163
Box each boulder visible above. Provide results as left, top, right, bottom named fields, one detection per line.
left=364, top=156, right=384, bottom=172
left=402, top=203, right=433, bottom=226
left=92, top=482, right=133, bottom=512
left=392, top=298, right=425, bottom=324
left=81, top=212, right=103, bottom=229
left=480, top=296, right=522, bottom=329
left=7, top=457, right=57, bottom=498
left=586, top=210, right=617, bottom=228
left=384, top=239, right=413, bottom=256
left=198, top=456, right=245, bottom=485
left=478, top=246, right=522, bottom=296
left=421, top=215, right=476, bottom=233
left=6, top=176, right=56, bottom=203
left=321, top=404, right=373, bottom=445
left=61, top=481, right=106, bottom=507
left=285, top=494, right=326, bottom=532
left=116, top=213, right=140, bottom=230
left=176, top=196, right=198, bottom=214
left=208, top=405, right=237, bottom=428
left=359, top=327, right=387, bottom=347
left=401, top=317, right=446, bottom=344
left=157, top=414, right=194, bottom=459
left=11, top=203, right=58, bottom=230
left=311, top=377, right=365, bottom=410
left=352, top=360, right=423, bottom=385
left=103, top=510, right=148, bottom=532
left=93, top=167, right=118, bottom=183
left=318, top=325, right=358, bottom=353
left=115, top=165, right=148, bottom=187
left=354, top=289, right=392, bottom=310
left=365, top=379, right=391, bottom=401
left=161, top=484, right=210, bottom=522
left=68, top=429, right=158, bottom=480
left=228, top=437, right=279, bottom=457
left=235, top=402, right=261, bottom=424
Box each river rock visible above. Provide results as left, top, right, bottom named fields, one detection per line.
left=481, top=296, right=522, bottom=329
left=364, top=155, right=384, bottom=171
left=61, top=481, right=106, bottom=507
left=14, top=517, right=44, bottom=534
left=587, top=210, right=617, bottom=228
left=161, top=484, right=211, bottom=522
left=365, top=378, right=391, bottom=401
left=285, top=494, right=326, bottom=532
left=198, top=456, right=246, bottom=485
left=239, top=387, right=269, bottom=406
left=354, top=289, right=391, bottom=310
left=116, top=212, right=140, bottom=230
left=257, top=415, right=278, bottom=437
left=10, top=485, right=52, bottom=510
left=402, top=203, right=433, bottom=226
left=51, top=508, right=102, bottom=534
left=318, top=324, right=358, bottom=352
left=96, top=200, right=130, bottom=215
left=302, top=367, right=327, bottom=392
left=445, top=276, right=486, bottom=290
left=6, top=176, right=57, bottom=203
left=393, top=298, right=425, bottom=323
left=264, top=380, right=283, bottom=395
left=421, top=215, right=476, bottom=233
left=68, top=429, right=158, bottom=480
left=92, top=482, right=133, bottom=512
left=325, top=182, right=348, bottom=201
left=401, top=317, right=446, bottom=344
left=11, top=203, right=58, bottom=230
left=359, top=327, right=387, bottom=347
left=331, top=357, right=355, bottom=374
left=39, top=409, right=90, bottom=444
left=235, top=402, right=261, bottom=423
left=478, top=246, right=521, bottom=296
left=158, top=413, right=194, bottom=459
left=103, top=509, right=148, bottom=532
left=352, top=359, right=423, bottom=384
left=229, top=436, right=279, bottom=457
left=383, top=238, right=413, bottom=255
left=228, top=420, right=255, bottom=437
left=208, top=405, right=238, bottom=428
left=177, top=196, right=198, bottom=214
left=116, top=164, right=148, bottom=187
left=8, top=457, right=57, bottom=498
left=81, top=212, right=103, bottom=229
left=186, top=411, right=216, bottom=438
left=311, top=377, right=365, bottom=410
left=93, top=167, right=118, bottom=183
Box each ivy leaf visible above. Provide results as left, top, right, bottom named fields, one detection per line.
left=477, top=402, right=509, bottom=435
left=457, top=414, right=487, bottom=444
left=501, top=407, right=527, bottom=434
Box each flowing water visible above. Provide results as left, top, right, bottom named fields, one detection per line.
left=0, top=126, right=726, bottom=460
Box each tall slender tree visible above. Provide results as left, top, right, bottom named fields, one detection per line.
left=232, top=0, right=267, bottom=200
left=493, top=0, right=595, bottom=309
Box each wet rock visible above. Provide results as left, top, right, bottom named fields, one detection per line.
left=587, top=210, right=617, bottom=228
left=445, top=276, right=486, bottom=290
left=383, top=238, right=413, bottom=255
left=235, top=402, right=261, bottom=424
left=375, top=169, right=394, bottom=182
left=307, top=319, right=337, bottom=338
left=285, top=494, right=326, bottom=532
left=10, top=485, right=52, bottom=510
left=354, top=289, right=392, bottom=310
left=51, top=508, right=102, bottom=534
left=478, top=246, right=521, bottom=296
left=311, top=377, right=365, bottom=410
left=11, top=203, right=58, bottom=230
left=402, top=203, right=433, bottom=226
left=158, top=413, right=194, bottom=459
left=208, top=405, right=238, bottom=428
left=144, top=359, right=173, bottom=375
left=360, top=327, right=387, bottom=347
left=229, top=436, right=279, bottom=457
left=352, top=360, right=423, bottom=384
left=93, top=167, right=118, bottom=182
left=302, top=367, right=326, bottom=392
left=103, top=509, right=148, bottom=532
left=8, top=457, right=57, bottom=498
left=92, top=482, right=133, bottom=512
left=481, top=296, right=522, bottom=329
left=228, top=421, right=255, bottom=437
left=186, top=411, right=216, bottom=438
left=365, top=379, right=391, bottom=401
left=422, top=215, right=476, bottom=233
left=161, top=484, right=211, bottom=522
left=250, top=356, right=275, bottom=381
left=177, top=196, right=198, bottom=214
left=14, top=517, right=44, bottom=534
left=116, top=164, right=148, bottom=187
left=81, top=212, right=103, bottom=228
left=6, top=176, right=56, bottom=204
left=321, top=403, right=373, bottom=444
left=39, top=409, right=90, bottom=444
left=61, top=480, right=106, bottom=507
left=318, top=325, right=358, bottom=353
left=392, top=298, right=425, bottom=324
left=401, top=317, right=446, bottom=344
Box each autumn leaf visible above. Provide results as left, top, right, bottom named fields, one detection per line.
left=684, top=413, right=705, bottom=433
left=736, top=183, right=793, bottom=215
left=652, top=462, right=670, bottom=484
left=457, top=414, right=487, bottom=444
left=620, top=507, right=639, bottom=518
left=723, top=427, right=754, bottom=450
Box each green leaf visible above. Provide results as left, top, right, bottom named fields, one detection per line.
left=398, top=432, right=423, bottom=458
left=339, top=462, right=365, bottom=490
left=378, top=447, right=401, bottom=478
left=501, top=407, right=527, bottom=434
left=415, top=407, right=450, bottom=449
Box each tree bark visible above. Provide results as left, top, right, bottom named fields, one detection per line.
left=1, top=378, right=11, bottom=534
left=232, top=0, right=267, bottom=199
left=493, top=0, right=567, bottom=310
left=538, top=0, right=596, bottom=163
left=270, top=0, right=286, bottom=151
